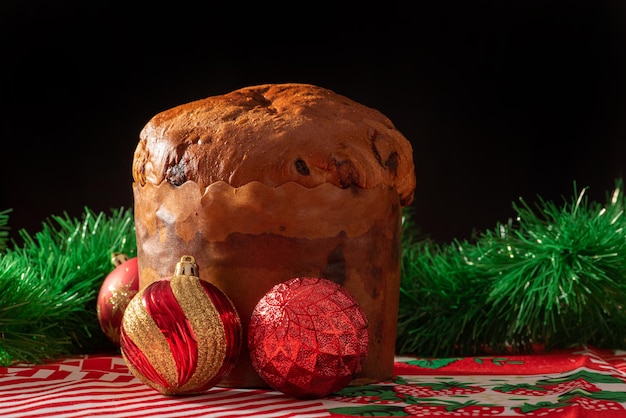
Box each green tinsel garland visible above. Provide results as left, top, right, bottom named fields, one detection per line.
left=2, top=180, right=626, bottom=366
left=0, top=207, right=136, bottom=366
left=397, top=179, right=626, bottom=357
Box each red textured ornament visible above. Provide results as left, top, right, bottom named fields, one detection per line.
left=248, top=277, right=369, bottom=399
left=97, top=253, right=139, bottom=345
left=120, top=255, right=242, bottom=395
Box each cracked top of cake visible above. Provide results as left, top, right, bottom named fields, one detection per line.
left=132, top=83, right=416, bottom=206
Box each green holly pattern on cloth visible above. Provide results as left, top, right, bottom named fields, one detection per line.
left=325, top=347, right=626, bottom=417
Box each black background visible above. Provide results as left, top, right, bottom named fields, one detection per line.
left=1, top=1, right=625, bottom=245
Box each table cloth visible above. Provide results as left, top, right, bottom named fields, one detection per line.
left=2, top=346, right=626, bottom=417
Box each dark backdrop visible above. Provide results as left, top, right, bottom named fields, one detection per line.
left=2, top=1, right=625, bottom=245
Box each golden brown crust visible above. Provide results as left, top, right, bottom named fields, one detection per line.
left=132, top=83, right=415, bottom=206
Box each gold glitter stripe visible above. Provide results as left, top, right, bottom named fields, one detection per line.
left=170, top=275, right=227, bottom=393
left=122, top=289, right=178, bottom=391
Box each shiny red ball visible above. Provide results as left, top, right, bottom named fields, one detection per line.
left=97, top=257, right=139, bottom=345
left=248, top=277, right=369, bottom=399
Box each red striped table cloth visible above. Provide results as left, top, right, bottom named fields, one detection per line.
left=2, top=346, right=626, bottom=417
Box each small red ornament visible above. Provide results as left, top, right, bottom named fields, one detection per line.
left=248, top=277, right=369, bottom=399
left=120, top=255, right=242, bottom=395
left=97, top=253, right=139, bottom=345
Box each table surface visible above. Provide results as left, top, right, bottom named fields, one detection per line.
left=2, top=346, right=626, bottom=417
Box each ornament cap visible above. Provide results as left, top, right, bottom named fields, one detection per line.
left=111, top=252, right=129, bottom=267
left=174, top=255, right=199, bottom=277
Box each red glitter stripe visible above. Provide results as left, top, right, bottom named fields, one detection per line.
left=196, top=280, right=242, bottom=390
left=142, top=279, right=198, bottom=388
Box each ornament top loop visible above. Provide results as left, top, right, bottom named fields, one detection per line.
left=111, top=252, right=129, bottom=267
left=174, top=255, right=199, bottom=277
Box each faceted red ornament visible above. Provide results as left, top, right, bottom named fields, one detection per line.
left=96, top=254, right=139, bottom=345
left=248, top=277, right=369, bottom=399
left=120, top=255, right=242, bottom=395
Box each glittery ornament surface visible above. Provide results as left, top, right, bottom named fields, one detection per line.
left=248, top=277, right=369, bottom=399
left=120, top=257, right=242, bottom=395
left=96, top=257, right=139, bottom=345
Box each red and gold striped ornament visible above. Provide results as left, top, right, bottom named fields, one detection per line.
left=120, top=255, right=242, bottom=395
left=248, top=277, right=369, bottom=399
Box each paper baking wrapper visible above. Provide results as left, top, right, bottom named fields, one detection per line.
left=133, top=180, right=402, bottom=388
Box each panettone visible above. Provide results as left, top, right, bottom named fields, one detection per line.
left=132, top=83, right=416, bottom=388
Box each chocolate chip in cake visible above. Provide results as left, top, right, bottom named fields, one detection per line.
left=295, top=158, right=310, bottom=176
left=385, top=152, right=399, bottom=175
left=334, top=158, right=359, bottom=188
left=322, top=242, right=347, bottom=285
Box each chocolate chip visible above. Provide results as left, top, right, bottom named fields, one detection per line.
left=334, top=158, right=359, bottom=188
left=371, top=142, right=384, bottom=167
left=385, top=152, right=399, bottom=175
left=322, top=240, right=347, bottom=285
left=295, top=158, right=310, bottom=176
